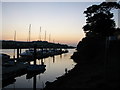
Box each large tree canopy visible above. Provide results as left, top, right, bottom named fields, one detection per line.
left=83, top=2, right=120, bottom=37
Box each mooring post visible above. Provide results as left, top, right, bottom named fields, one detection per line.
left=41, top=59, right=44, bottom=65
left=34, top=43, right=37, bottom=65
left=17, top=44, right=19, bottom=59
left=53, top=55, right=55, bottom=63
left=20, top=48, right=21, bottom=54
left=41, top=47, right=43, bottom=54
left=33, top=75, right=36, bottom=90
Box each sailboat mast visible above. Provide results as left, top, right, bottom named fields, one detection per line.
left=29, top=24, right=31, bottom=42
left=53, top=39, right=54, bottom=43
left=49, top=34, right=51, bottom=42
left=45, top=30, right=46, bottom=41
left=40, top=26, right=41, bottom=41
left=13, top=30, right=16, bottom=59
left=14, top=30, right=16, bottom=41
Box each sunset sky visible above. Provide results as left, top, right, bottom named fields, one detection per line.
left=1, top=0, right=119, bottom=46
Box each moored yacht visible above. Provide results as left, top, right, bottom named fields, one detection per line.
left=20, top=49, right=34, bottom=57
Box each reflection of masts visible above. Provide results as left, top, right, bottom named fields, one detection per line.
left=60, top=54, right=62, bottom=58
left=14, top=80, right=15, bottom=90
left=29, top=24, right=31, bottom=42
left=13, top=30, right=16, bottom=59
left=53, top=56, right=55, bottom=63
left=33, top=76, right=36, bottom=90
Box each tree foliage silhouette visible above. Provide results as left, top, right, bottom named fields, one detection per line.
left=83, top=2, right=120, bottom=37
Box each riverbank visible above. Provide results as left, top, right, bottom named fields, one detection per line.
left=44, top=37, right=120, bottom=88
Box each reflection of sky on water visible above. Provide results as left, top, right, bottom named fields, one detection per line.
left=1, top=49, right=27, bottom=58
left=2, top=49, right=76, bottom=89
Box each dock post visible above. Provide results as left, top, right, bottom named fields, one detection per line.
left=53, top=56, right=55, bottom=63
left=33, top=76, right=36, bottom=90
left=20, top=48, right=21, bottom=54
left=34, top=43, right=37, bottom=65
left=41, top=47, right=43, bottom=54
left=17, top=46, right=19, bottom=59
left=41, top=59, right=44, bottom=65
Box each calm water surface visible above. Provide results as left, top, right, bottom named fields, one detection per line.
left=1, top=49, right=76, bottom=89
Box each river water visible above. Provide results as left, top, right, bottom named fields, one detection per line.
left=1, top=49, right=76, bottom=89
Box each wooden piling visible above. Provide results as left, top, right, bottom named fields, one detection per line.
left=33, top=76, right=36, bottom=90
left=41, top=59, right=43, bottom=65
left=41, top=47, right=43, bottom=54
left=17, top=47, right=19, bottom=59
left=34, top=43, right=37, bottom=65
left=20, top=48, right=21, bottom=54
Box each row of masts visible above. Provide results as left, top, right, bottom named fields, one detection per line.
left=28, top=24, right=52, bottom=42
left=13, top=24, right=54, bottom=59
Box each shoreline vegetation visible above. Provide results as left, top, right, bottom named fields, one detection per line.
left=44, top=2, right=120, bottom=89
left=2, top=40, right=75, bottom=49
left=44, top=37, right=120, bottom=88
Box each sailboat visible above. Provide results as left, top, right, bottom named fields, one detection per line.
left=20, top=24, right=34, bottom=57
left=13, top=30, right=16, bottom=59
left=2, top=31, right=16, bottom=66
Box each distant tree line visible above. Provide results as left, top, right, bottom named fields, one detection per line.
left=2, top=40, right=75, bottom=49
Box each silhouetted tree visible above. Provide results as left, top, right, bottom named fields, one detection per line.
left=83, top=2, right=120, bottom=37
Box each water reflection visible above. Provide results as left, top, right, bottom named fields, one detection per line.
left=53, top=56, right=55, bottom=63
left=33, top=75, right=36, bottom=90
left=64, top=53, right=67, bottom=57
left=26, top=69, right=46, bottom=79
left=60, top=54, right=62, bottom=59
left=2, top=49, right=76, bottom=89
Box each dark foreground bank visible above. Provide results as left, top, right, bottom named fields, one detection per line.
left=44, top=37, right=120, bottom=89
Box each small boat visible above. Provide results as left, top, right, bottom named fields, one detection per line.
left=1, top=53, right=15, bottom=66
left=0, top=53, right=10, bottom=60
left=20, top=49, right=34, bottom=57
left=27, top=64, right=46, bottom=72
left=64, top=50, right=69, bottom=53
left=20, top=24, right=33, bottom=57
